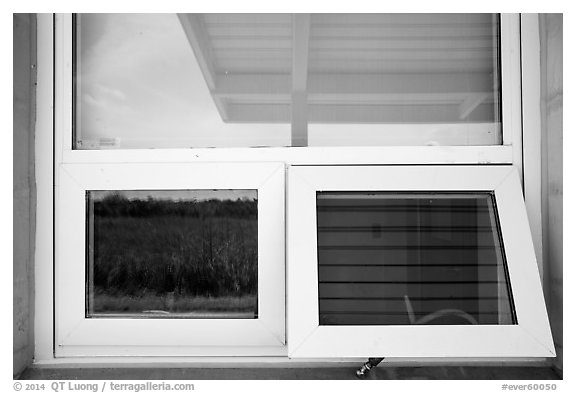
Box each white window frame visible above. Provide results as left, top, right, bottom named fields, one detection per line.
left=287, top=165, right=555, bottom=358
left=56, top=162, right=285, bottom=357
left=33, top=13, right=537, bottom=363
left=54, top=13, right=522, bottom=167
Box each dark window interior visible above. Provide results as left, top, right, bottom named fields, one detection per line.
left=317, top=192, right=516, bottom=326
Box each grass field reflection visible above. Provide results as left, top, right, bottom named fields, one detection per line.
left=86, top=190, right=258, bottom=319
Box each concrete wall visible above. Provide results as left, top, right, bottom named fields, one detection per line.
left=539, top=14, right=563, bottom=373
left=13, top=13, right=37, bottom=378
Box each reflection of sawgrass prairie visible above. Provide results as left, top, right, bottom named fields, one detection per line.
left=88, top=195, right=259, bottom=316
left=93, top=288, right=257, bottom=314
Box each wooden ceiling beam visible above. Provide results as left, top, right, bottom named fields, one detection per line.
left=291, top=14, right=311, bottom=146
left=178, top=14, right=229, bottom=121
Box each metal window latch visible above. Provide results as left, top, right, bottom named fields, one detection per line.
left=355, top=357, right=385, bottom=378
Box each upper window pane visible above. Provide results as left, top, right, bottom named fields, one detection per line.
left=74, top=14, right=291, bottom=149
left=74, top=13, right=501, bottom=149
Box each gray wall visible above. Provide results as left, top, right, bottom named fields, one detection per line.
left=539, top=14, right=563, bottom=373
left=13, top=13, right=37, bottom=378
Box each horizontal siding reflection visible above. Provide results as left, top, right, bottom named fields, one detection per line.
left=319, top=312, right=510, bottom=326
left=320, top=298, right=502, bottom=313
left=319, top=282, right=501, bottom=298
left=315, top=192, right=515, bottom=326
left=317, top=231, right=496, bottom=247
left=318, top=265, right=498, bottom=282
left=318, top=248, right=499, bottom=265
left=317, top=211, right=493, bottom=227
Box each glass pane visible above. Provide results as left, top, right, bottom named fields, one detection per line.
left=86, top=190, right=258, bottom=319
left=307, top=14, right=501, bottom=146
left=74, top=13, right=501, bottom=149
left=74, top=14, right=291, bottom=149
left=316, top=192, right=516, bottom=326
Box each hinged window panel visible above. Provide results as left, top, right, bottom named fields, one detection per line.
left=287, top=166, right=554, bottom=358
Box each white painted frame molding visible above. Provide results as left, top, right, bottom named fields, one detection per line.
left=34, top=13, right=55, bottom=362
left=520, top=14, right=544, bottom=282
left=34, top=13, right=529, bottom=363
left=54, top=13, right=521, bottom=167
left=55, top=163, right=285, bottom=357
left=287, top=166, right=554, bottom=358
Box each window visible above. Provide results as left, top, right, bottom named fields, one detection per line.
left=287, top=166, right=554, bottom=357
left=35, top=13, right=553, bottom=362
left=56, top=163, right=285, bottom=356
left=316, top=191, right=515, bottom=326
